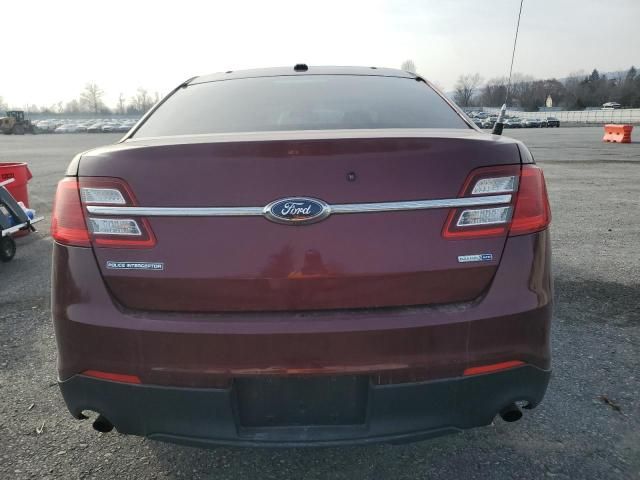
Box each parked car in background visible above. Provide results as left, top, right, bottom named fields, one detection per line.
left=504, top=118, right=522, bottom=128
left=52, top=65, right=552, bottom=447
left=473, top=117, right=483, bottom=128
left=35, top=121, right=54, bottom=132
left=481, top=117, right=496, bottom=129
left=54, top=124, right=79, bottom=134
left=37, top=120, right=63, bottom=132
left=602, top=102, right=622, bottom=110
left=522, top=118, right=541, bottom=128
left=25, top=118, right=141, bottom=134
left=545, top=117, right=560, bottom=127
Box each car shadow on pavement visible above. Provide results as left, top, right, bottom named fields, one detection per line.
left=145, top=427, right=527, bottom=480
left=554, top=276, right=640, bottom=326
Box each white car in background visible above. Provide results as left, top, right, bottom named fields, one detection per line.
left=101, top=123, right=119, bottom=132
left=54, top=124, right=79, bottom=133
left=35, top=121, right=50, bottom=131
left=36, top=121, right=56, bottom=132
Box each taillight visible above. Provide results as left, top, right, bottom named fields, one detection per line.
left=443, top=164, right=550, bottom=239
left=51, top=178, right=91, bottom=247
left=509, top=165, right=551, bottom=236
left=443, top=165, right=519, bottom=239
left=51, top=177, right=155, bottom=248
left=79, top=178, right=156, bottom=248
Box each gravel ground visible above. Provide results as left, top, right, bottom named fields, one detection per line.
left=0, top=128, right=638, bottom=479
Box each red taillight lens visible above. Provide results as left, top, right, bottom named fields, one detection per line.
left=443, top=164, right=551, bottom=239
left=509, top=165, right=551, bottom=236
left=51, top=177, right=156, bottom=248
left=51, top=178, right=91, bottom=247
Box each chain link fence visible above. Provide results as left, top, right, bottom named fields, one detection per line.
left=481, top=107, right=640, bottom=125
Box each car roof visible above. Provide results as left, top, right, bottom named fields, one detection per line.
left=190, top=65, right=418, bottom=85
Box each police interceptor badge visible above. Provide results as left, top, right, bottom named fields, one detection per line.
left=106, top=261, right=164, bottom=271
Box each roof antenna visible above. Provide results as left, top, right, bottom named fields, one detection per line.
left=493, top=0, right=524, bottom=135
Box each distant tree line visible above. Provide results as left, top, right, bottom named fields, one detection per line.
left=5, top=66, right=640, bottom=115
left=1, top=83, right=161, bottom=116
left=401, top=59, right=417, bottom=74
left=453, top=66, right=640, bottom=111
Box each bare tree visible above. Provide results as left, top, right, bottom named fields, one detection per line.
left=80, top=82, right=105, bottom=114
left=65, top=99, right=81, bottom=114
left=401, top=60, right=417, bottom=74
left=0, top=96, right=6, bottom=110
left=479, top=77, right=508, bottom=107
left=453, top=74, right=483, bottom=107
left=131, top=87, right=153, bottom=113
left=117, top=93, right=127, bottom=115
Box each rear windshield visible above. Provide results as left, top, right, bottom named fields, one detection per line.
left=132, top=75, right=468, bottom=137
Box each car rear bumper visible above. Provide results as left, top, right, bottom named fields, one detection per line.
left=60, top=364, right=550, bottom=447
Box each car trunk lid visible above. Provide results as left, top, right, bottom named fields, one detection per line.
left=78, top=130, right=521, bottom=312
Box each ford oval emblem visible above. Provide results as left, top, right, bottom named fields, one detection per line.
left=263, top=197, right=331, bottom=225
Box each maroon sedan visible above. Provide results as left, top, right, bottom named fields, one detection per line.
left=51, top=65, right=552, bottom=447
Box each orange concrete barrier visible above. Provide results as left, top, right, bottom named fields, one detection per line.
left=603, top=124, right=633, bottom=143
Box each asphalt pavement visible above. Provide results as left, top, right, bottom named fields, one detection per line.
left=0, top=128, right=638, bottom=479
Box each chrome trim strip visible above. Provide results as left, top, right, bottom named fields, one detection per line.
left=86, top=194, right=511, bottom=217
left=331, top=195, right=512, bottom=214
left=86, top=206, right=264, bottom=217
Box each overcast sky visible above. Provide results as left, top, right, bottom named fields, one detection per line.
left=3, top=0, right=639, bottom=108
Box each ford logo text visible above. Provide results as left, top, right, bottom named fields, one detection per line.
left=263, top=197, right=331, bottom=225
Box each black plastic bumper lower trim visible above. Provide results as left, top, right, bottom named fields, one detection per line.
left=59, top=365, right=550, bottom=447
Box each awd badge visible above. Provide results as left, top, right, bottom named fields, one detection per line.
left=457, top=253, right=493, bottom=263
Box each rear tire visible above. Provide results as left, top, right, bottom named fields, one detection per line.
left=0, top=237, right=16, bottom=262
left=12, top=125, right=25, bottom=135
